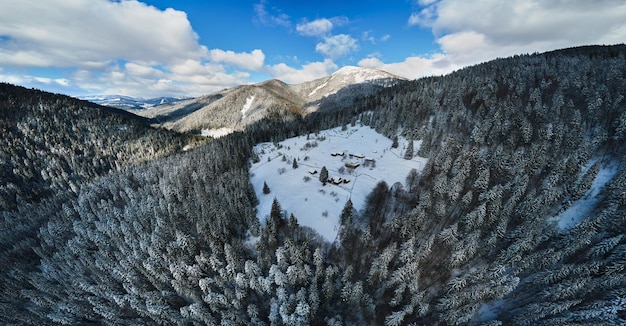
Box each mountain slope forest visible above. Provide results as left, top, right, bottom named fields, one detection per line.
left=1, top=45, right=626, bottom=325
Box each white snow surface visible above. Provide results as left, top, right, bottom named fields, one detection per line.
left=308, top=81, right=329, bottom=97
left=201, top=127, right=233, bottom=138
left=241, top=95, right=255, bottom=119
left=308, top=66, right=400, bottom=98
left=552, top=159, right=620, bottom=230
left=249, top=124, right=427, bottom=242
left=332, top=66, right=377, bottom=84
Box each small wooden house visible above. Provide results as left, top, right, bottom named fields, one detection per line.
left=330, top=177, right=343, bottom=185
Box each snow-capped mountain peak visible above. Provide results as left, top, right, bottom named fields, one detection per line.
left=294, top=66, right=406, bottom=111
left=330, top=65, right=399, bottom=84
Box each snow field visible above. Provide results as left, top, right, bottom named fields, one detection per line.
left=201, top=127, right=233, bottom=139
left=241, top=95, right=255, bottom=119
left=249, top=124, right=427, bottom=242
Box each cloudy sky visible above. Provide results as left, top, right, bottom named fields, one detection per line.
left=1, top=0, right=625, bottom=98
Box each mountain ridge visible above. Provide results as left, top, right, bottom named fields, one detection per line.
left=126, top=66, right=406, bottom=136
left=79, top=94, right=190, bottom=110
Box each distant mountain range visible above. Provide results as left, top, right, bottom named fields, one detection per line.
left=78, top=94, right=190, bottom=110
left=112, top=66, right=406, bottom=136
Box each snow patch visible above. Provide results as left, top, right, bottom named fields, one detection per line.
left=551, top=160, right=620, bottom=230
left=308, top=81, right=328, bottom=97
left=249, top=124, right=427, bottom=242
left=241, top=96, right=255, bottom=118
left=476, top=299, right=505, bottom=322
left=201, top=127, right=233, bottom=139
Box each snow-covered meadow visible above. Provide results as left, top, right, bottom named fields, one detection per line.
left=249, top=124, right=427, bottom=242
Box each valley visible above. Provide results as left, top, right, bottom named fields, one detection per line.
left=1, top=45, right=625, bottom=325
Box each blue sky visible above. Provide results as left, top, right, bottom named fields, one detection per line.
left=1, top=0, right=625, bottom=97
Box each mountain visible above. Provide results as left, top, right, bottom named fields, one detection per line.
left=292, top=65, right=405, bottom=111
left=131, top=66, right=406, bottom=136
left=79, top=94, right=189, bottom=110
left=2, top=45, right=626, bottom=325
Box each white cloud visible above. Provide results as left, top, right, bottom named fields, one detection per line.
left=125, top=62, right=165, bottom=79
left=296, top=17, right=355, bottom=60
left=209, top=49, right=266, bottom=71
left=0, top=0, right=206, bottom=68
left=358, top=53, right=452, bottom=79
left=269, top=59, right=338, bottom=84
left=408, top=6, right=437, bottom=27
left=316, top=34, right=359, bottom=60
left=0, top=0, right=269, bottom=97
left=254, top=0, right=291, bottom=27
left=413, top=0, right=626, bottom=53
left=297, top=18, right=334, bottom=37
left=393, top=0, right=626, bottom=79
left=362, top=32, right=391, bottom=44
left=66, top=60, right=250, bottom=98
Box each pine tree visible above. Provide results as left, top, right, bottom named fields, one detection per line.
left=404, top=140, right=414, bottom=160
left=319, top=166, right=329, bottom=185
left=263, top=181, right=271, bottom=194
left=392, top=135, right=399, bottom=148
left=292, top=158, right=298, bottom=169
left=340, top=199, right=354, bottom=226
left=289, top=213, right=298, bottom=228
left=270, top=197, right=283, bottom=223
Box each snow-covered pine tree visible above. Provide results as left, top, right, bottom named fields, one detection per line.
left=319, top=166, right=329, bottom=185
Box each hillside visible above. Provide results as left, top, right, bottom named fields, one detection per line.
left=0, top=83, right=193, bottom=210
left=131, top=66, right=405, bottom=136
left=1, top=45, right=626, bottom=325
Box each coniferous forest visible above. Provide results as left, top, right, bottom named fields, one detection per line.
left=1, top=45, right=626, bottom=325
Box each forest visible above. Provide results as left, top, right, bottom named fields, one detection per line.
left=1, top=44, right=625, bottom=325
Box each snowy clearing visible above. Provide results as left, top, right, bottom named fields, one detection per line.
left=201, top=127, right=233, bottom=138
left=249, top=124, right=427, bottom=242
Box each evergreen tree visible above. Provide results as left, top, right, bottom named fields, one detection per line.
left=270, top=197, right=283, bottom=223
left=404, top=140, right=414, bottom=160
left=340, top=199, right=354, bottom=227
left=319, top=166, right=329, bottom=185
left=292, top=158, right=298, bottom=169
left=391, top=135, right=399, bottom=148
left=263, top=181, right=271, bottom=194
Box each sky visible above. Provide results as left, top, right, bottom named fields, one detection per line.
left=1, top=0, right=625, bottom=98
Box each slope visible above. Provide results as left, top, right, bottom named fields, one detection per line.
left=0, top=83, right=193, bottom=210
left=0, top=83, right=197, bottom=323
